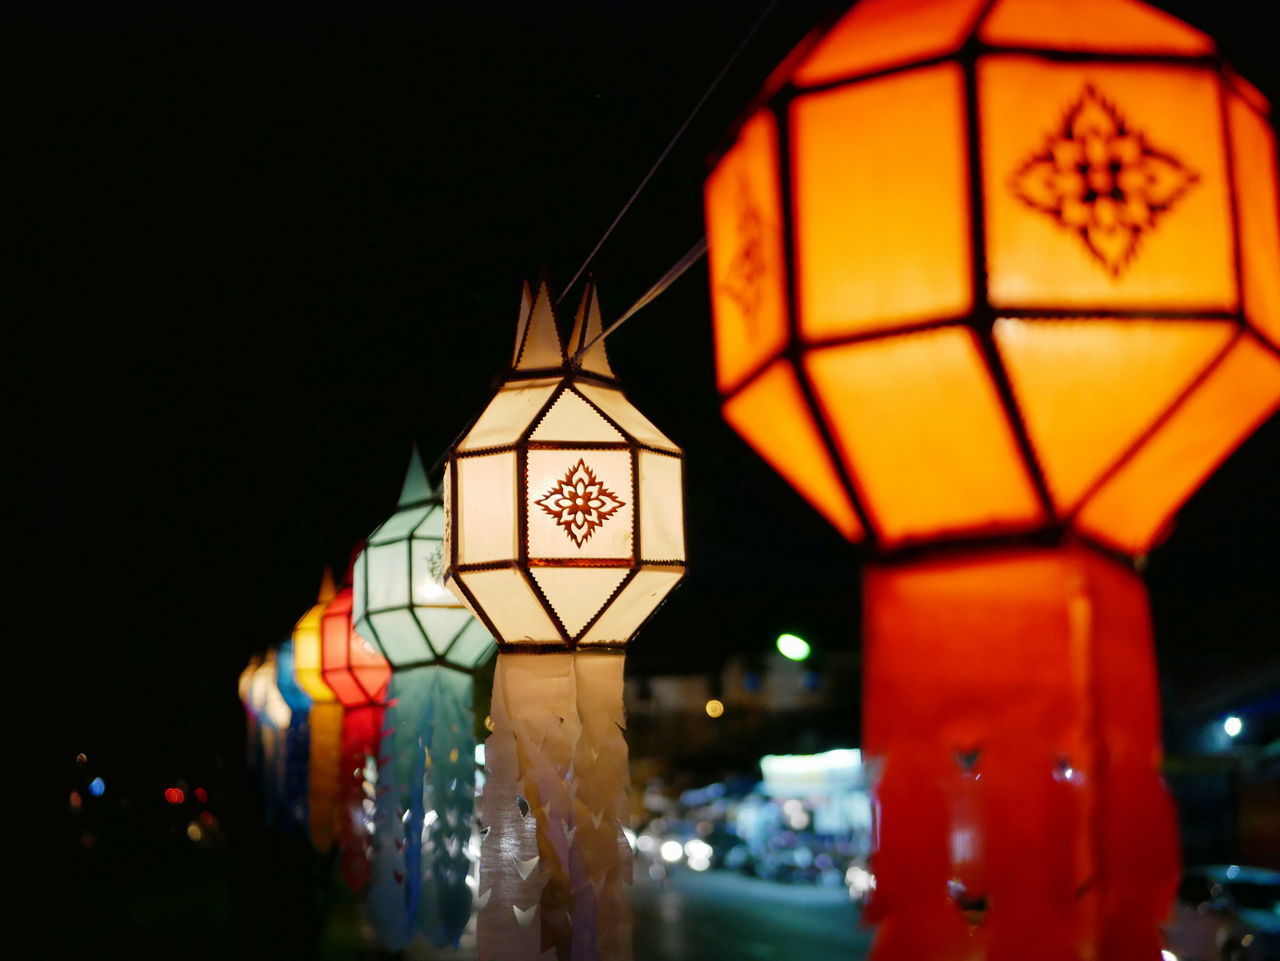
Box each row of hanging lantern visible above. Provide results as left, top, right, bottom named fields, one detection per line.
left=237, top=452, right=498, bottom=951
left=237, top=278, right=686, bottom=959
left=236, top=1, right=1277, bottom=959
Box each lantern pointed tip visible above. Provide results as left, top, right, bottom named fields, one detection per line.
left=569, top=277, right=615, bottom=378
left=399, top=444, right=433, bottom=505
left=513, top=272, right=564, bottom=371
left=318, top=566, right=336, bottom=603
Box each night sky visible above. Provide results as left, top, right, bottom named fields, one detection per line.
left=23, top=0, right=1278, bottom=797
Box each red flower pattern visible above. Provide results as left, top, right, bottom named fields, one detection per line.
left=535, top=459, right=625, bottom=547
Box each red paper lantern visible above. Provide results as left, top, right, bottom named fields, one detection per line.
left=322, top=560, right=392, bottom=709
left=321, top=558, right=392, bottom=893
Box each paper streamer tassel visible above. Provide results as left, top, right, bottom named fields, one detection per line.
left=339, top=704, right=384, bottom=892
left=368, top=666, right=478, bottom=950
left=308, top=700, right=345, bottom=852
left=477, top=652, right=632, bottom=961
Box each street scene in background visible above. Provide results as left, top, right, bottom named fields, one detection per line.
left=40, top=0, right=1279, bottom=959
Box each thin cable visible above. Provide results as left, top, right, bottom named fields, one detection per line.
left=557, top=0, right=780, bottom=305
left=573, top=235, right=707, bottom=362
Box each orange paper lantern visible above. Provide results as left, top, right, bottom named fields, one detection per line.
left=704, top=3, right=1277, bottom=961
left=704, top=0, right=1280, bottom=554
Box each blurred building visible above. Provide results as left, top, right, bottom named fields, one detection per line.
left=625, top=649, right=860, bottom=775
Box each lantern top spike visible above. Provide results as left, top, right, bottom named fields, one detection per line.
left=317, top=566, right=336, bottom=604
left=568, top=278, right=615, bottom=378
left=398, top=445, right=433, bottom=506
left=513, top=276, right=564, bottom=372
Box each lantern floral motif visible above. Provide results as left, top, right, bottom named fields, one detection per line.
left=292, top=568, right=344, bottom=852
left=321, top=561, right=391, bottom=894
left=444, top=278, right=686, bottom=961
left=353, top=449, right=496, bottom=950
left=704, top=2, right=1278, bottom=961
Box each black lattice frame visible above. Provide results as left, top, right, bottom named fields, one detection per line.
left=356, top=492, right=496, bottom=676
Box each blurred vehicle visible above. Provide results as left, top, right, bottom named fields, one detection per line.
left=701, top=827, right=749, bottom=870
left=1164, top=865, right=1280, bottom=961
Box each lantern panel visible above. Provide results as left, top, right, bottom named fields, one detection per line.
left=793, top=63, right=972, bottom=341
left=637, top=450, right=685, bottom=562
left=366, top=607, right=427, bottom=667
left=365, top=541, right=411, bottom=610
left=457, top=568, right=561, bottom=644
left=413, top=503, right=445, bottom=538
left=722, top=358, right=861, bottom=539
left=727, top=360, right=865, bottom=542
left=525, top=449, right=634, bottom=560
left=350, top=643, right=391, bottom=702
left=1079, top=333, right=1280, bottom=552
left=1228, top=95, right=1280, bottom=348
left=791, top=0, right=986, bottom=88
left=806, top=327, right=1043, bottom=544
left=370, top=504, right=426, bottom=543
left=530, top=567, right=631, bottom=638
left=529, top=388, right=624, bottom=443
left=456, top=452, right=518, bottom=564
left=459, top=380, right=559, bottom=451
left=703, top=109, right=789, bottom=392
left=321, top=595, right=354, bottom=673
left=322, top=665, right=366, bottom=707
left=576, top=383, right=679, bottom=452
left=441, top=619, right=497, bottom=669
left=979, top=0, right=1214, bottom=55
left=577, top=568, right=684, bottom=646
left=409, top=535, right=452, bottom=607
left=414, top=605, right=472, bottom=656
left=994, top=318, right=1235, bottom=512
left=981, top=57, right=1236, bottom=312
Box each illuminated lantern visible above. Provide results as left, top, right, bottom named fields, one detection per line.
left=292, top=569, right=344, bottom=852
left=238, top=655, right=263, bottom=777
left=353, top=448, right=496, bottom=949
left=321, top=558, right=391, bottom=893
left=249, top=649, right=293, bottom=824
left=276, top=639, right=312, bottom=833
left=704, top=2, right=1279, bottom=960
left=444, top=278, right=686, bottom=961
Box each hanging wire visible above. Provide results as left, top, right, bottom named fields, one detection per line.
left=556, top=0, right=781, bottom=306
left=427, top=4, right=773, bottom=480
left=572, top=236, right=707, bottom=363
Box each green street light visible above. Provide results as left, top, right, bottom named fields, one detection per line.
left=776, top=633, right=811, bottom=661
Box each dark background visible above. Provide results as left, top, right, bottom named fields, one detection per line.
left=23, top=0, right=1276, bottom=846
